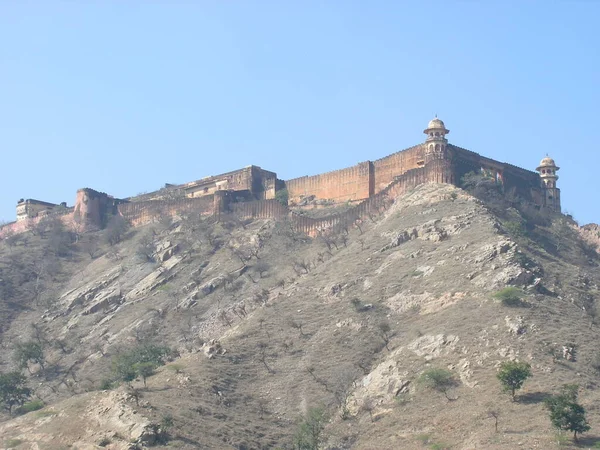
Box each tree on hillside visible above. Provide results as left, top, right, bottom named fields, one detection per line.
left=134, top=362, right=158, bottom=388
left=112, top=344, right=172, bottom=386
left=544, top=384, right=590, bottom=442
left=497, top=360, right=531, bottom=400
left=418, top=368, right=459, bottom=401
left=14, top=341, right=45, bottom=374
left=0, top=372, right=31, bottom=414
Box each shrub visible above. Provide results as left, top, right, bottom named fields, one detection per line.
left=493, top=287, right=524, bottom=307
left=17, top=399, right=44, bottom=413
left=99, top=379, right=115, bottom=390
left=111, top=344, right=172, bottom=386
left=504, top=221, right=527, bottom=239
left=275, top=189, right=289, bottom=206
left=497, top=360, right=532, bottom=400
left=417, top=368, right=459, bottom=401
left=4, top=439, right=23, bottom=448
left=292, top=406, right=328, bottom=450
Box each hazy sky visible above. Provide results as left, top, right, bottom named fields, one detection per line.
left=1, top=2, right=598, bottom=224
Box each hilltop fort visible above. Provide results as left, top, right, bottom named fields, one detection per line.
left=2, top=117, right=561, bottom=236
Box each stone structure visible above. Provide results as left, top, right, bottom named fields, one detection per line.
left=182, top=165, right=277, bottom=201
left=16, top=199, right=63, bottom=221
left=536, top=156, right=561, bottom=213
left=1, top=117, right=561, bottom=237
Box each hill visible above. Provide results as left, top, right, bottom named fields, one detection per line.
left=0, top=183, right=599, bottom=449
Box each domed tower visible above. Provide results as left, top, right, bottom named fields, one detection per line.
left=536, top=156, right=561, bottom=212
left=423, top=117, right=450, bottom=164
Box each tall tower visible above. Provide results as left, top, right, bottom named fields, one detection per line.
left=423, top=117, right=450, bottom=164
left=536, top=156, right=561, bottom=212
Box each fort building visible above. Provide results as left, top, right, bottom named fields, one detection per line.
left=3, top=117, right=561, bottom=236
left=16, top=199, right=66, bottom=222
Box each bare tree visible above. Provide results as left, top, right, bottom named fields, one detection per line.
left=256, top=342, right=274, bottom=374
left=288, top=318, right=308, bottom=337
left=360, top=397, right=376, bottom=422
left=378, top=321, right=394, bottom=351
left=487, top=409, right=500, bottom=432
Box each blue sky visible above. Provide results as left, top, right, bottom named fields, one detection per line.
left=1, top=2, right=598, bottom=224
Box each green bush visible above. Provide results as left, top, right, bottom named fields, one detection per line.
left=275, top=189, right=289, bottom=206
left=99, top=379, right=115, bottom=390
left=493, top=287, right=524, bottom=307
left=111, top=344, right=173, bottom=386
left=504, top=221, right=527, bottom=239
left=17, top=399, right=44, bottom=413
left=293, top=406, right=328, bottom=450
left=4, top=439, right=23, bottom=449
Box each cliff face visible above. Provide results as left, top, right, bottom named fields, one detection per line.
left=0, top=183, right=598, bottom=449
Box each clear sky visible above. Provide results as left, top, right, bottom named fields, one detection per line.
left=1, top=2, right=598, bottom=224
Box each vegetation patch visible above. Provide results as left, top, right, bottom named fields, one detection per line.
left=493, top=287, right=525, bottom=307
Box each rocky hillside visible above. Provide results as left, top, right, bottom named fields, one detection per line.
left=0, top=183, right=599, bottom=450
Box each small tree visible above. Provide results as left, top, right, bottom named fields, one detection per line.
left=14, top=341, right=45, bottom=374
left=293, top=406, right=328, bottom=450
left=378, top=321, right=393, bottom=351
left=0, top=372, right=31, bottom=414
left=418, top=368, right=459, bottom=401
left=104, top=215, right=128, bottom=246
left=134, top=362, right=157, bottom=388
left=496, top=360, right=531, bottom=400
left=545, top=385, right=590, bottom=442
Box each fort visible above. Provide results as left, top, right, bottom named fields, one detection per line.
left=0, top=118, right=561, bottom=236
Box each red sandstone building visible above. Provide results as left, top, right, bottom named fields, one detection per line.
left=2, top=118, right=561, bottom=235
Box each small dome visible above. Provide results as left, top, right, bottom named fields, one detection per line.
left=423, top=117, right=449, bottom=135
left=539, top=156, right=556, bottom=167
left=428, top=117, right=446, bottom=129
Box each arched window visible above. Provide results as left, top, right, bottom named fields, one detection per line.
left=435, top=132, right=440, bottom=137
left=435, top=144, right=440, bottom=151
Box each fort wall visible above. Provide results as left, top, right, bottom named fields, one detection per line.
left=0, top=118, right=562, bottom=238
left=286, top=161, right=373, bottom=205
left=117, top=195, right=215, bottom=226
left=372, top=144, right=424, bottom=192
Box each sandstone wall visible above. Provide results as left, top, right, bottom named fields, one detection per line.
left=73, top=188, right=119, bottom=229
left=372, top=144, right=424, bottom=193
left=118, top=196, right=215, bottom=226
left=451, top=145, right=543, bottom=204
left=231, top=199, right=289, bottom=220
left=234, top=159, right=452, bottom=236
left=286, top=161, right=373, bottom=205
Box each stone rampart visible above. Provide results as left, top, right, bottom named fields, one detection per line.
left=286, top=161, right=373, bottom=205
left=372, top=144, right=424, bottom=192
left=117, top=196, right=215, bottom=226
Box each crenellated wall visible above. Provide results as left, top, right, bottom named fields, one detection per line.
left=227, top=157, right=454, bottom=236
left=118, top=195, right=215, bottom=226
left=286, top=161, right=374, bottom=205
left=372, top=144, right=424, bottom=192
